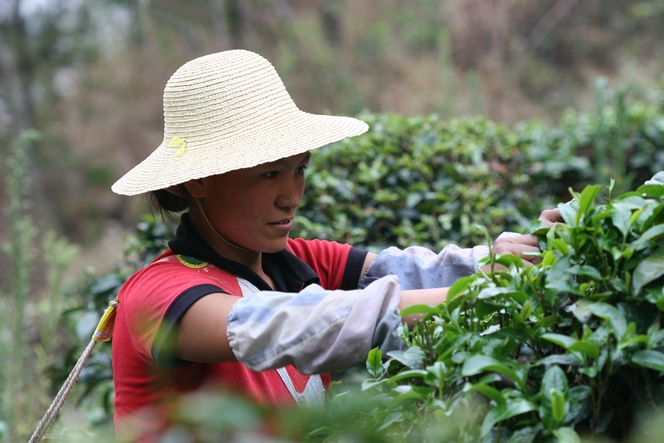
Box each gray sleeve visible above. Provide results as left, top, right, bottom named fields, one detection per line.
left=226, top=276, right=405, bottom=374
left=359, top=244, right=490, bottom=290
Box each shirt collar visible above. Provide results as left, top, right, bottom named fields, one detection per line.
left=168, top=213, right=320, bottom=292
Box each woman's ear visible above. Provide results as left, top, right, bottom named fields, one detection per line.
left=182, top=179, right=207, bottom=198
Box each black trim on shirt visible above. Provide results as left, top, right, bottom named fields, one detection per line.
left=152, top=283, right=223, bottom=368
left=340, top=247, right=370, bottom=290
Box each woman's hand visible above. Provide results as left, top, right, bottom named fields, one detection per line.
left=490, top=233, right=542, bottom=266
left=539, top=208, right=563, bottom=227
left=483, top=208, right=563, bottom=270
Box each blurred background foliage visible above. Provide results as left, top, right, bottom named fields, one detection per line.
left=2, top=0, right=664, bottom=441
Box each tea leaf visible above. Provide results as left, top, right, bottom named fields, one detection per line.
left=387, top=346, right=425, bottom=369
left=588, top=303, right=627, bottom=340
left=569, top=341, right=600, bottom=359
left=632, top=350, right=664, bottom=372
left=461, top=355, right=524, bottom=388
left=632, top=247, right=664, bottom=294
left=630, top=225, right=664, bottom=251
left=576, top=184, right=601, bottom=222
left=465, top=382, right=506, bottom=406
left=553, top=427, right=582, bottom=443
left=611, top=202, right=632, bottom=237
left=550, top=388, right=566, bottom=423
left=399, top=304, right=441, bottom=317
left=481, top=398, right=535, bottom=437
left=366, top=347, right=384, bottom=378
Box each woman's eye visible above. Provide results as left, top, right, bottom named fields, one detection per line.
left=297, top=165, right=308, bottom=174
left=264, top=171, right=279, bottom=179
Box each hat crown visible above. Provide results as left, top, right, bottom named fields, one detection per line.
left=162, top=50, right=297, bottom=146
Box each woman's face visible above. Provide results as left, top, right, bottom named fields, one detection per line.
left=195, top=151, right=310, bottom=254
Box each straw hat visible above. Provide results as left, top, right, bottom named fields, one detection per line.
left=111, top=49, right=369, bottom=196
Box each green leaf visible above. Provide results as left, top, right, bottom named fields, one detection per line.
left=461, top=355, right=524, bottom=388
left=550, top=388, right=566, bottom=423
left=446, top=275, right=476, bottom=300
left=480, top=398, right=535, bottom=437
left=387, top=369, right=428, bottom=383
left=630, top=225, right=664, bottom=251
left=366, top=347, right=384, bottom=378
left=569, top=264, right=603, bottom=280
left=545, top=254, right=579, bottom=294
left=399, top=304, right=441, bottom=317
left=505, top=425, right=543, bottom=443
left=568, top=341, right=600, bottom=359
left=635, top=183, right=664, bottom=198
left=611, top=202, right=632, bottom=237
left=632, top=247, right=664, bottom=295
left=541, top=333, right=577, bottom=350
left=576, top=184, right=601, bottom=222
left=542, top=365, right=569, bottom=396
left=571, top=300, right=593, bottom=323
left=632, top=350, right=664, bottom=372
left=552, top=427, right=582, bottom=443
left=558, top=203, right=578, bottom=226
left=588, top=302, right=627, bottom=340
left=465, top=382, right=506, bottom=406
left=387, top=346, right=425, bottom=369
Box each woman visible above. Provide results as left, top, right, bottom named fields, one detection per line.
left=110, top=49, right=559, bottom=441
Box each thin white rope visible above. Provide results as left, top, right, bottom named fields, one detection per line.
left=28, top=338, right=98, bottom=443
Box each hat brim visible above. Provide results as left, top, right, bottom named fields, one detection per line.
left=111, top=111, right=368, bottom=196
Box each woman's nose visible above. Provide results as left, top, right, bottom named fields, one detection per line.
left=277, top=175, right=304, bottom=209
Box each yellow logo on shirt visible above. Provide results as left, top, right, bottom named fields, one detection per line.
left=176, top=254, right=208, bottom=269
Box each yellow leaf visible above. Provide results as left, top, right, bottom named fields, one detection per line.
left=168, top=136, right=187, bottom=157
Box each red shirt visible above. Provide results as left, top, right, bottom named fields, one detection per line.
left=112, top=215, right=368, bottom=441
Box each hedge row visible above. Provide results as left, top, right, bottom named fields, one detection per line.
left=294, top=90, right=664, bottom=250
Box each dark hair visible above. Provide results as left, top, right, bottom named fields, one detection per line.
left=148, top=186, right=191, bottom=220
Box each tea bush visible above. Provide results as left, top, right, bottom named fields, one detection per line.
left=341, top=180, right=664, bottom=442
left=293, top=93, right=664, bottom=251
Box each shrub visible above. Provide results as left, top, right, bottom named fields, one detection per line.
left=294, top=113, right=549, bottom=250
left=341, top=180, right=664, bottom=442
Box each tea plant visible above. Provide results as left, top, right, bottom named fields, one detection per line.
left=347, top=180, right=664, bottom=442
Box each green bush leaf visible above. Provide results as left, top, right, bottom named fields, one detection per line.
left=576, top=184, right=601, bottom=221
left=398, top=304, right=441, bottom=317
left=465, top=382, right=506, bottom=406
left=588, top=302, right=628, bottom=340
left=632, top=350, right=664, bottom=372
left=366, top=347, right=384, bottom=378
left=632, top=247, right=664, bottom=294
left=461, top=355, right=524, bottom=388
left=387, top=346, right=425, bottom=369
left=552, top=426, right=582, bottom=443
left=550, top=388, right=567, bottom=423
left=481, top=398, right=535, bottom=437
left=630, top=225, right=664, bottom=251
left=568, top=341, right=600, bottom=359
left=611, top=202, right=632, bottom=237
left=541, top=333, right=577, bottom=350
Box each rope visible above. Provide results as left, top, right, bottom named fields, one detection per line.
left=28, top=339, right=97, bottom=443
left=28, top=297, right=119, bottom=443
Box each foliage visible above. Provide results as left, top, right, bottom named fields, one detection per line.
left=0, top=131, right=80, bottom=443
left=331, top=180, right=664, bottom=442
left=294, top=98, right=664, bottom=251
left=293, top=112, right=549, bottom=250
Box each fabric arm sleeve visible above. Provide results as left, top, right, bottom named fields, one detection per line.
left=226, top=276, right=405, bottom=374
left=358, top=244, right=490, bottom=290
